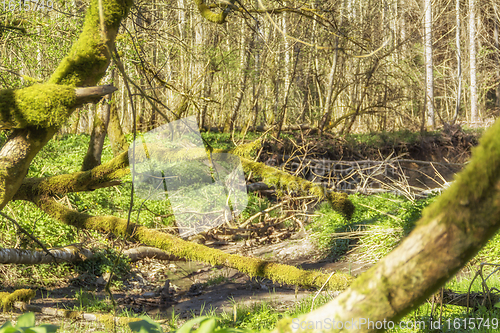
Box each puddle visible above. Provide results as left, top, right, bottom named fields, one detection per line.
left=166, top=261, right=207, bottom=292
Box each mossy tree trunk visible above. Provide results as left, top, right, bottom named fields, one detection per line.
left=272, top=118, right=500, bottom=332
left=30, top=196, right=353, bottom=291
left=108, top=95, right=129, bottom=156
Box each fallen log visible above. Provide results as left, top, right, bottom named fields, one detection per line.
left=0, top=245, right=182, bottom=264
left=0, top=245, right=92, bottom=264
left=33, top=196, right=353, bottom=291
left=123, top=246, right=184, bottom=262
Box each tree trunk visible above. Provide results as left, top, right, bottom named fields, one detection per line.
left=469, top=0, right=479, bottom=123
left=108, top=96, right=128, bottom=157
left=0, top=246, right=93, bottom=264
left=229, top=20, right=251, bottom=133
left=0, top=246, right=181, bottom=264
left=319, top=3, right=344, bottom=133
left=424, top=0, right=435, bottom=129
left=452, top=0, right=462, bottom=124
left=81, top=94, right=112, bottom=171
left=200, top=57, right=215, bottom=130
left=493, top=2, right=500, bottom=109
left=275, top=46, right=300, bottom=139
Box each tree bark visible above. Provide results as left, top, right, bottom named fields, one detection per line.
left=452, top=0, right=462, bottom=124
left=81, top=93, right=112, bottom=171
left=424, top=0, right=435, bottom=129
left=229, top=20, right=251, bottom=133
left=319, top=3, right=344, bottom=133
left=0, top=246, right=181, bottom=264
left=0, top=246, right=93, bottom=264
left=108, top=95, right=129, bottom=157
left=469, top=0, right=479, bottom=123
left=493, top=2, right=500, bottom=109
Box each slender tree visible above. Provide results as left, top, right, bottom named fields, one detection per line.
left=424, top=0, right=435, bottom=129
left=452, top=0, right=462, bottom=124
left=469, top=0, right=479, bottom=123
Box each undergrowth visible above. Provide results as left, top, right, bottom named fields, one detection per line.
left=309, top=193, right=438, bottom=261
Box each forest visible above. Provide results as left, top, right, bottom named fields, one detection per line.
left=0, top=0, right=500, bottom=332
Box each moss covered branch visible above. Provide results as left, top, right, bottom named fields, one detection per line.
left=13, top=151, right=128, bottom=201
left=0, top=84, right=116, bottom=130
left=0, top=0, right=131, bottom=211
left=239, top=157, right=354, bottom=218
left=193, top=0, right=235, bottom=24
left=34, top=196, right=352, bottom=291
left=49, top=0, right=132, bottom=87
left=272, top=119, right=500, bottom=332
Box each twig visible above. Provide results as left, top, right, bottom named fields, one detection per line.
left=310, top=271, right=336, bottom=312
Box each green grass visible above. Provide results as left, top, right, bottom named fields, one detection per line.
left=309, top=193, right=438, bottom=261
left=309, top=191, right=500, bottom=265
left=74, top=289, right=114, bottom=312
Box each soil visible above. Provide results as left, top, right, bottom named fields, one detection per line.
left=0, top=129, right=479, bottom=329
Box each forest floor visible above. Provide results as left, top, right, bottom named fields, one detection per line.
left=0, top=128, right=485, bottom=331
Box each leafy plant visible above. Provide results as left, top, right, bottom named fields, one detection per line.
left=0, top=312, right=58, bottom=333
left=74, top=248, right=131, bottom=288
left=129, top=316, right=256, bottom=333
left=129, top=317, right=163, bottom=333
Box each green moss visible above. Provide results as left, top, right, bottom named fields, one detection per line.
left=193, top=0, right=228, bottom=24
left=14, top=151, right=129, bottom=200
left=108, top=100, right=128, bottom=156
left=62, top=310, right=82, bottom=319
left=0, top=84, right=76, bottom=128
left=49, top=0, right=132, bottom=87
left=240, top=158, right=354, bottom=218
left=0, top=288, right=35, bottom=311
left=96, top=314, right=141, bottom=329
left=229, top=138, right=262, bottom=159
